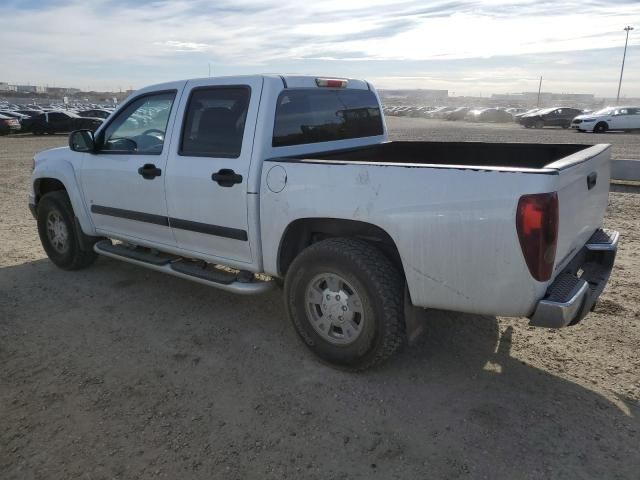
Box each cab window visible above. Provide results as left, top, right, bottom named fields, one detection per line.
left=273, top=88, right=383, bottom=147
left=100, top=91, right=176, bottom=154
left=179, top=86, right=250, bottom=158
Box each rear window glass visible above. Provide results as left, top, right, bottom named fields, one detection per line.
left=180, top=86, right=250, bottom=158
left=273, top=88, right=383, bottom=147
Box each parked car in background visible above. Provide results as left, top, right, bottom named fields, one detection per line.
left=0, top=110, right=31, bottom=123
left=445, top=107, right=470, bottom=121
left=466, top=108, right=513, bottom=123
left=431, top=106, right=458, bottom=119
left=29, top=111, right=103, bottom=135
left=571, top=106, right=640, bottom=133
left=425, top=106, right=450, bottom=118
left=1, top=110, right=32, bottom=131
left=0, top=113, right=21, bottom=134
left=77, top=109, right=112, bottom=119
left=514, top=108, right=541, bottom=122
left=520, top=107, right=583, bottom=129
left=16, top=109, right=44, bottom=117
left=506, top=107, right=527, bottom=117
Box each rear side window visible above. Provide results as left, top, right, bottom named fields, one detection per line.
left=49, top=112, right=67, bottom=121
left=180, top=86, right=250, bottom=158
left=273, top=89, right=383, bottom=147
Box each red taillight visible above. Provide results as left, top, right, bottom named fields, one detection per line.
left=315, top=78, right=348, bottom=88
left=516, top=192, right=559, bottom=281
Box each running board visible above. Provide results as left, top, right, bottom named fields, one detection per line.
left=94, top=240, right=274, bottom=295
left=95, top=241, right=178, bottom=265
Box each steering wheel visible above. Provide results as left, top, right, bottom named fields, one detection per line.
left=141, top=128, right=164, bottom=138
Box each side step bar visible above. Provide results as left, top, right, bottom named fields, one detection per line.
left=94, top=240, right=274, bottom=295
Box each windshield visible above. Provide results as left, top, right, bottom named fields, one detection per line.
left=593, top=107, right=615, bottom=115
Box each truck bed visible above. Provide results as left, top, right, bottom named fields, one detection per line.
left=283, top=141, right=591, bottom=170
left=262, top=139, right=611, bottom=317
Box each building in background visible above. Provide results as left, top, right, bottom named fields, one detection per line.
left=380, top=89, right=449, bottom=105
left=0, top=82, right=17, bottom=92
left=47, top=87, right=81, bottom=95
left=15, top=84, right=47, bottom=93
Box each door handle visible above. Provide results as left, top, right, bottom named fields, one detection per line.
left=138, top=163, right=162, bottom=180
left=212, top=169, right=243, bottom=187
left=587, top=172, right=597, bottom=190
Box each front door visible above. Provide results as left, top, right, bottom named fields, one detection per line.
left=164, top=77, right=263, bottom=267
left=80, top=85, right=184, bottom=247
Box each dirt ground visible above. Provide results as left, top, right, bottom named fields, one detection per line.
left=1, top=129, right=639, bottom=480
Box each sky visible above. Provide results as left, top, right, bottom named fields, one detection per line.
left=0, top=0, right=638, bottom=97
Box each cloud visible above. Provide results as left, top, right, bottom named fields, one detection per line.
left=0, top=0, right=638, bottom=96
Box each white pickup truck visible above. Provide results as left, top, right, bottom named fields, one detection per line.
left=29, top=75, right=618, bottom=370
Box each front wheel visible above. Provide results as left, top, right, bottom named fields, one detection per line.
left=594, top=122, right=608, bottom=133
left=37, top=191, right=98, bottom=270
left=284, top=238, right=406, bottom=371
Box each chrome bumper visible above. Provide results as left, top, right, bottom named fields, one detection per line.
left=528, top=229, right=619, bottom=328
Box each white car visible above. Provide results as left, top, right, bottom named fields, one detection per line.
left=572, top=106, right=640, bottom=133
left=29, top=74, right=618, bottom=370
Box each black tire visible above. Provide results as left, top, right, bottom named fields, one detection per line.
left=37, top=191, right=98, bottom=270
left=284, top=238, right=405, bottom=371
left=561, top=122, right=570, bottom=129
left=594, top=122, right=608, bottom=134
left=523, top=124, right=532, bottom=129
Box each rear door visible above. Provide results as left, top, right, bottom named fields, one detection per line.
left=47, top=112, right=68, bottom=132
left=548, top=109, right=562, bottom=127
left=611, top=108, right=638, bottom=130
left=164, top=77, right=263, bottom=266
left=630, top=108, right=640, bottom=129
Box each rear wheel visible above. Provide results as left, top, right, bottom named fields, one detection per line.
left=284, top=238, right=405, bottom=371
left=37, top=191, right=98, bottom=270
left=594, top=122, right=608, bottom=133
left=561, top=122, right=570, bottom=129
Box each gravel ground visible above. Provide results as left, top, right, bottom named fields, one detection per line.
left=1, top=132, right=639, bottom=480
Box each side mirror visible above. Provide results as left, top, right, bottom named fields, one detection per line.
left=69, top=129, right=95, bottom=152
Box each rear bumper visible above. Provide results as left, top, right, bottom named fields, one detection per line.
left=528, top=228, right=619, bottom=328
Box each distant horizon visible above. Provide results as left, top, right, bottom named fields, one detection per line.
left=1, top=0, right=638, bottom=97
left=2, top=83, right=640, bottom=103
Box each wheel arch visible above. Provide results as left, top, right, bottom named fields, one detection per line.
left=32, top=164, right=96, bottom=237
left=33, top=177, right=66, bottom=204
left=277, top=217, right=405, bottom=281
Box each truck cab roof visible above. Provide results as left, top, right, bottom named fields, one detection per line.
left=137, top=75, right=371, bottom=95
